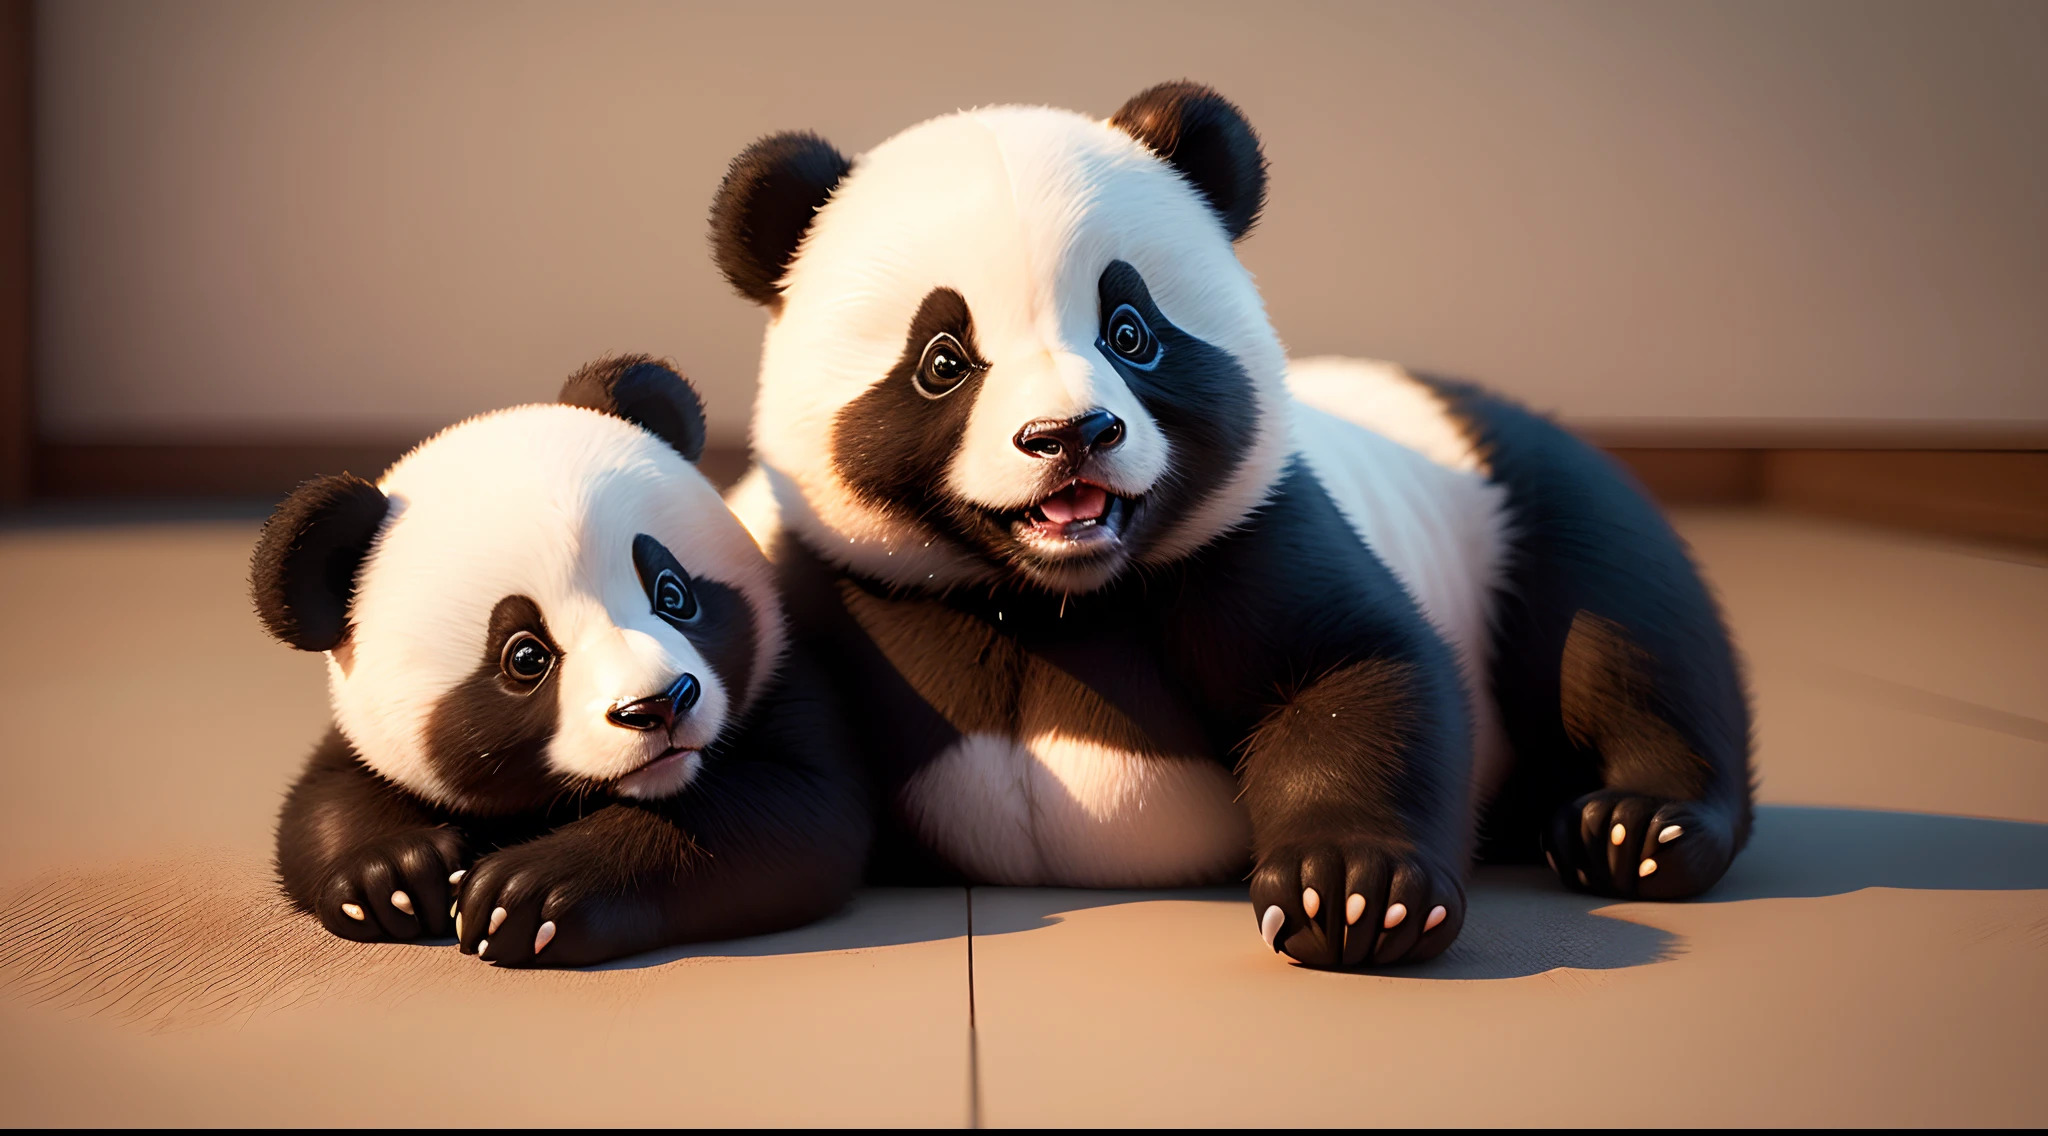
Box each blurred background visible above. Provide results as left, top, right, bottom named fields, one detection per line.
left=0, top=0, right=2042, bottom=543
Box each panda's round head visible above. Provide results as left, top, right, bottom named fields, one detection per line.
left=251, top=357, right=784, bottom=814
left=715, top=82, right=1291, bottom=594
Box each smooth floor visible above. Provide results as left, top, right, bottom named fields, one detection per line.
left=0, top=508, right=2041, bottom=1126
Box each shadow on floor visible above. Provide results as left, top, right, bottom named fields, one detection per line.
left=593, top=888, right=968, bottom=970
left=952, top=804, right=2048, bottom=981
left=7, top=806, right=2045, bottom=1010
left=1712, top=805, right=2048, bottom=900
left=963, top=872, right=1677, bottom=980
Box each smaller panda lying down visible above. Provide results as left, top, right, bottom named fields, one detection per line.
left=255, top=358, right=870, bottom=967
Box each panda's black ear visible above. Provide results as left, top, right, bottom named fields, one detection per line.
left=251, top=474, right=390, bottom=652
left=560, top=354, right=708, bottom=463
left=708, top=131, right=851, bottom=308
left=1110, top=82, right=1267, bottom=241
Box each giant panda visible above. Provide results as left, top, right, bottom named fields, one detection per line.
left=710, top=82, right=1754, bottom=969
left=254, top=356, right=870, bottom=967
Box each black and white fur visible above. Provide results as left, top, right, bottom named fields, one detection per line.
left=257, top=357, right=869, bottom=967
left=715, top=83, right=1752, bottom=968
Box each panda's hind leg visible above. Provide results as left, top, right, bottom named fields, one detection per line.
left=1533, top=611, right=1750, bottom=900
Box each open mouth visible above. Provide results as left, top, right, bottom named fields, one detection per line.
left=1009, top=479, right=1135, bottom=552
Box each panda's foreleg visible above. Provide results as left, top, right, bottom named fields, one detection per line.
left=1169, top=466, right=1480, bottom=969
left=453, top=652, right=872, bottom=967
left=275, top=728, right=467, bottom=943
left=1234, top=658, right=1475, bottom=970
left=1532, top=609, right=1752, bottom=900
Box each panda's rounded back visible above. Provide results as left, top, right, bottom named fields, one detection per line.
left=332, top=403, right=785, bottom=813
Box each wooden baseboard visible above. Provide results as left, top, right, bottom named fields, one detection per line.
left=0, top=0, right=31, bottom=505
left=32, top=438, right=758, bottom=499
left=1602, top=449, right=1764, bottom=506
left=23, top=434, right=2047, bottom=550
left=1761, top=450, right=2047, bottom=547
left=1603, top=447, right=2046, bottom=547
left=35, top=440, right=423, bottom=500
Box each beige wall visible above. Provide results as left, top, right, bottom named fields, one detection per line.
left=35, top=0, right=2048, bottom=446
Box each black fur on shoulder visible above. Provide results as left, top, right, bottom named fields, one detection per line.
left=250, top=473, right=391, bottom=652
left=1110, top=81, right=1267, bottom=241
left=559, top=354, right=708, bottom=463
left=708, top=131, right=852, bottom=308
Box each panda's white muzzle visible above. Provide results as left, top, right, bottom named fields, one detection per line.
left=605, top=672, right=707, bottom=799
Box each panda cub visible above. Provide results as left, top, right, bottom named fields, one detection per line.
left=257, top=357, right=869, bottom=967
left=713, top=83, right=1753, bottom=969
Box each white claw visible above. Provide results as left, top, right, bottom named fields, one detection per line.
left=1383, top=902, right=1408, bottom=930
left=448, top=869, right=467, bottom=885
left=449, top=901, right=458, bottom=918
left=1576, top=869, right=1589, bottom=886
left=1610, top=823, right=1626, bottom=846
left=1658, top=825, right=1683, bottom=844
left=455, top=913, right=463, bottom=939
left=1260, top=905, right=1286, bottom=950
left=1302, top=888, right=1321, bottom=919
left=534, top=921, right=556, bottom=954
left=390, top=891, right=414, bottom=915
left=1545, top=852, right=1556, bottom=872
left=341, top=903, right=365, bottom=922
left=1345, top=893, right=1366, bottom=926
left=488, top=906, right=507, bottom=935
left=477, top=939, right=488, bottom=957
left=1639, top=859, right=1659, bottom=877
left=1424, top=905, right=1447, bottom=932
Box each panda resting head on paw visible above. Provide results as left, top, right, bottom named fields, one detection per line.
left=253, top=356, right=785, bottom=816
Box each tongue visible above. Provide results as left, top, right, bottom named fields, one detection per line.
left=1038, top=482, right=1109, bottom=525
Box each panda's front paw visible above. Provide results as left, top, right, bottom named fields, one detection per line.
left=454, top=832, right=653, bottom=968
left=1249, top=840, right=1464, bottom=969
left=314, top=826, right=467, bottom=943
left=1544, top=791, right=1735, bottom=900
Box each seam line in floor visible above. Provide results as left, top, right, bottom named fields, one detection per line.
left=967, top=885, right=982, bottom=1129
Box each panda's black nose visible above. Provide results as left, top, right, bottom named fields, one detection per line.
left=606, top=673, right=702, bottom=732
left=1014, top=409, right=1125, bottom=460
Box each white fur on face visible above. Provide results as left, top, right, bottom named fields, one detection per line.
left=750, top=105, right=1290, bottom=590
left=329, top=405, right=785, bottom=806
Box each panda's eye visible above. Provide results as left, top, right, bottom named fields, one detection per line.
left=652, top=567, right=699, bottom=625
left=500, top=632, right=555, bottom=683
left=913, top=333, right=977, bottom=399
left=1105, top=304, right=1159, bottom=368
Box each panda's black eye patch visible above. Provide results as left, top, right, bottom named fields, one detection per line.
left=632, top=533, right=700, bottom=629
left=914, top=332, right=979, bottom=399
left=500, top=631, right=555, bottom=683
left=1103, top=303, right=1161, bottom=369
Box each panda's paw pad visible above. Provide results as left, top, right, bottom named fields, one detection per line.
left=1249, top=840, right=1464, bottom=969
left=1543, top=792, right=1735, bottom=900
left=313, top=826, right=467, bottom=943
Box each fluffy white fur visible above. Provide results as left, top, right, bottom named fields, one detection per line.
left=331, top=404, right=785, bottom=806
left=743, top=105, right=1290, bottom=589
left=902, top=731, right=1249, bottom=887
